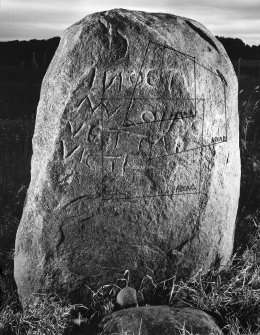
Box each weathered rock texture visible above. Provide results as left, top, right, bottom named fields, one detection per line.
left=99, top=306, right=223, bottom=335
left=14, top=8, right=240, bottom=305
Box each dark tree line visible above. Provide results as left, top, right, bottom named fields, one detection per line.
left=0, top=37, right=60, bottom=68
left=0, top=36, right=259, bottom=68
left=216, top=36, right=260, bottom=60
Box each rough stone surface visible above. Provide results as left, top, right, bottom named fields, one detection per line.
left=99, top=306, right=223, bottom=335
left=116, top=286, right=138, bottom=307
left=14, top=8, right=240, bottom=305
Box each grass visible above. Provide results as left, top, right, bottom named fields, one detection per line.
left=0, top=294, right=71, bottom=335
left=2, top=231, right=260, bottom=335
left=0, top=75, right=259, bottom=334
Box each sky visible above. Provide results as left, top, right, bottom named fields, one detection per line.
left=0, top=0, right=260, bottom=45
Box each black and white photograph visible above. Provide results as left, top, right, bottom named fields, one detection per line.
left=0, top=1, right=260, bottom=334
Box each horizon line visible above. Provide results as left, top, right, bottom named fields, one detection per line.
left=0, top=35, right=259, bottom=48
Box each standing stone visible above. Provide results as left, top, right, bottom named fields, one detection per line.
left=14, top=8, right=240, bottom=305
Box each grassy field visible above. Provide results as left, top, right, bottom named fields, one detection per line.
left=0, top=65, right=44, bottom=119
left=0, top=120, right=33, bottom=196
left=0, top=66, right=259, bottom=334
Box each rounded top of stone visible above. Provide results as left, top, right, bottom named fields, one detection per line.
left=63, top=7, right=231, bottom=74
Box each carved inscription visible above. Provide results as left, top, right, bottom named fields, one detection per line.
left=100, top=41, right=201, bottom=199
left=101, top=101, right=203, bottom=199
left=60, top=40, right=227, bottom=203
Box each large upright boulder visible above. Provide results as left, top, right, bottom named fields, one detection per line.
left=14, top=8, right=240, bottom=305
